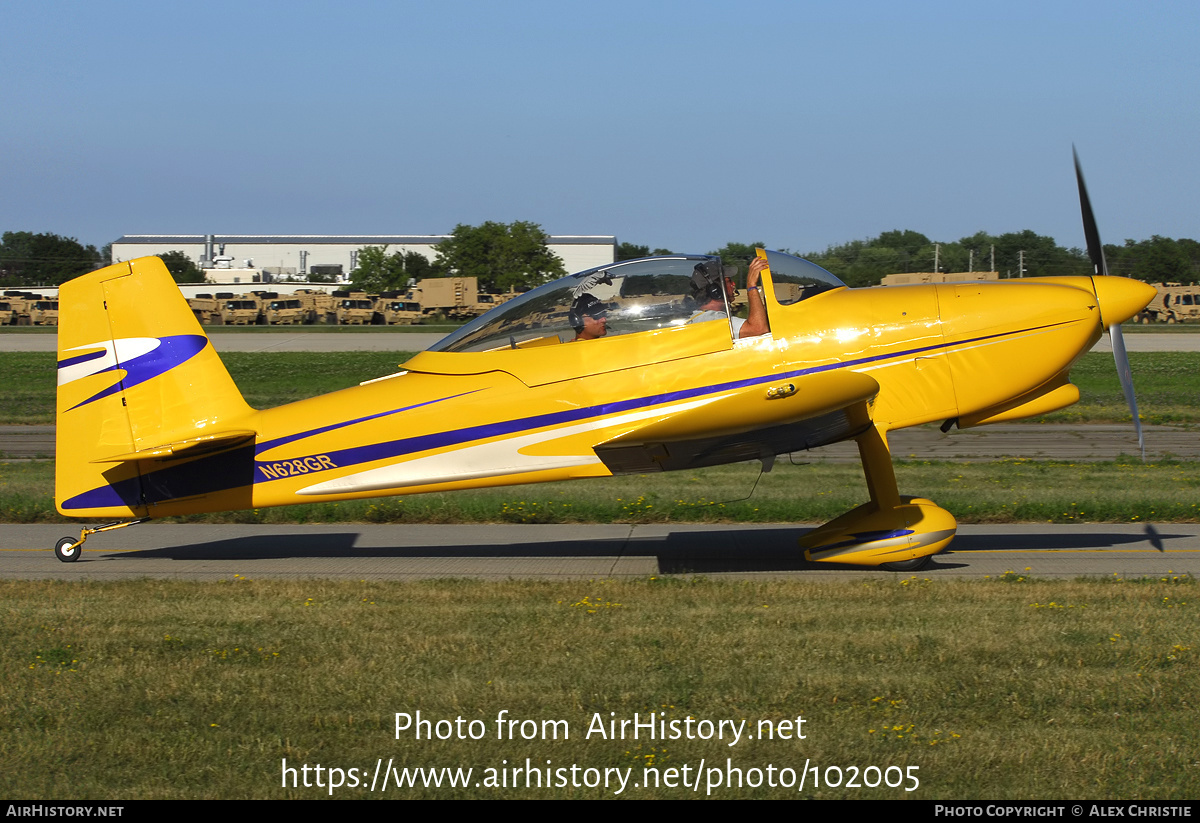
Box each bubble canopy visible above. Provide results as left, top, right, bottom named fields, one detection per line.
left=429, top=251, right=845, bottom=354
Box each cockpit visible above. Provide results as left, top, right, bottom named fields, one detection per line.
left=429, top=250, right=845, bottom=354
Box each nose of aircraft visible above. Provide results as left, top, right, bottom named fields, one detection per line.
left=1092, top=277, right=1157, bottom=327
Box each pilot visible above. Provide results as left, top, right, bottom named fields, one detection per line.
left=687, top=256, right=770, bottom=338
left=569, top=294, right=608, bottom=341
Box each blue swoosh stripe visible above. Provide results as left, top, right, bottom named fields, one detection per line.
left=255, top=390, right=482, bottom=454
left=67, top=335, right=209, bottom=410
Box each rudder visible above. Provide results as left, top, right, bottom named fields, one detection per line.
left=55, top=257, right=256, bottom=517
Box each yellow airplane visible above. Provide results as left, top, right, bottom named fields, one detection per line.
left=52, top=156, right=1156, bottom=568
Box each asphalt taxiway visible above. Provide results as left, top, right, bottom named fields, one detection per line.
left=3, top=523, right=1196, bottom=581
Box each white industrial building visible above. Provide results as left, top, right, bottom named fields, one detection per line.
left=110, top=234, right=617, bottom=284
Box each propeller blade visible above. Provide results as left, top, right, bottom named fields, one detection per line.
left=1075, top=147, right=1145, bottom=461
left=1108, top=322, right=1145, bottom=460
left=1074, top=146, right=1110, bottom=278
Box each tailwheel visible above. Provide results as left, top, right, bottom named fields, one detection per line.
left=51, top=517, right=152, bottom=563
left=55, top=537, right=81, bottom=563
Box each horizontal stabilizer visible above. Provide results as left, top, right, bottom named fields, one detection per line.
left=91, top=429, right=257, bottom=464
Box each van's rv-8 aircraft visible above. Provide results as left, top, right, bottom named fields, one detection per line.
left=52, top=156, right=1156, bottom=569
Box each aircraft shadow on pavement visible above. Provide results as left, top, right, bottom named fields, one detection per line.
left=948, top=530, right=1166, bottom=552
left=102, top=528, right=843, bottom=572
left=97, top=527, right=1172, bottom=573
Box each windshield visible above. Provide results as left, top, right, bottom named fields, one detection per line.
left=429, top=251, right=846, bottom=353
left=431, top=256, right=731, bottom=353
left=762, top=250, right=845, bottom=304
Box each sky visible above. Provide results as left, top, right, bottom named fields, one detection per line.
left=2, top=0, right=1198, bottom=257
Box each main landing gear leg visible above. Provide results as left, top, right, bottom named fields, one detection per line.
left=54, top=518, right=153, bottom=563
left=800, top=425, right=957, bottom=569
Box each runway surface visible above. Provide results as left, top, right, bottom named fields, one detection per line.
left=3, top=331, right=1199, bottom=353
left=4, top=523, right=1196, bottom=581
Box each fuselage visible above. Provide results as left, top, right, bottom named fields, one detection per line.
left=136, top=278, right=1107, bottom=517
left=57, top=252, right=1151, bottom=521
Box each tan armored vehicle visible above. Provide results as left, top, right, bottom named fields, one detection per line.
left=1, top=291, right=31, bottom=325
left=1138, top=283, right=1200, bottom=323
left=2, top=291, right=39, bottom=325
left=474, top=291, right=520, bottom=312
left=35, top=301, right=58, bottom=324
left=221, top=297, right=263, bottom=325
left=411, top=276, right=488, bottom=319
left=29, top=299, right=58, bottom=325
left=264, top=298, right=306, bottom=325
left=375, top=294, right=423, bottom=325
left=294, top=289, right=337, bottom=324
left=186, top=294, right=224, bottom=325
left=333, top=291, right=377, bottom=325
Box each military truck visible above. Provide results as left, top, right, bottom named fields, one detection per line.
left=221, top=297, right=263, bottom=325
left=410, top=277, right=486, bottom=319
left=28, top=299, right=59, bottom=326
left=263, top=297, right=306, bottom=325
left=187, top=294, right=224, bottom=324
left=332, top=291, right=377, bottom=325
left=5, top=292, right=58, bottom=325
left=0, top=299, right=16, bottom=325
left=375, top=294, right=423, bottom=325
left=2, top=291, right=33, bottom=325
left=294, top=289, right=337, bottom=324
left=475, top=290, right=520, bottom=311
left=1137, top=283, right=1200, bottom=323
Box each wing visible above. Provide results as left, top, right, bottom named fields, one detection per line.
left=594, top=370, right=879, bottom=474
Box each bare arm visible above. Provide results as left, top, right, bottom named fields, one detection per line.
left=738, top=256, right=771, bottom=338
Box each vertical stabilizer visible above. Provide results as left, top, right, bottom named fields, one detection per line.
left=55, top=257, right=255, bottom=517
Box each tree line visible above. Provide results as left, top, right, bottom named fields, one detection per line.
left=0, top=232, right=106, bottom=288
left=625, top=232, right=1200, bottom=288
left=350, top=221, right=565, bottom=294
left=3, top=226, right=1198, bottom=290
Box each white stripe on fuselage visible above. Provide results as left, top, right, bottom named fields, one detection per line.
left=294, top=396, right=726, bottom=496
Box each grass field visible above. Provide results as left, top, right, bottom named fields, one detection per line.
left=1, top=575, right=1194, bottom=800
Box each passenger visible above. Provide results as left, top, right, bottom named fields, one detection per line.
left=569, top=294, right=608, bottom=341
left=687, top=256, right=770, bottom=338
